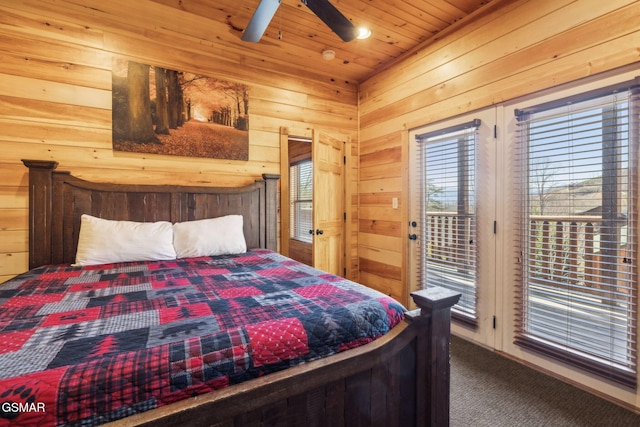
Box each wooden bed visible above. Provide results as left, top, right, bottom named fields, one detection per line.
left=21, top=159, right=460, bottom=427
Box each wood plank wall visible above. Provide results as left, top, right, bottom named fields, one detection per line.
left=357, top=0, right=640, bottom=411
left=0, top=0, right=358, bottom=283
left=357, top=0, right=640, bottom=306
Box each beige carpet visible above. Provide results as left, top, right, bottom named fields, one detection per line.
left=450, top=335, right=640, bottom=427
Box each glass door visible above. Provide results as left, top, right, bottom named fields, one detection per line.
left=409, top=108, right=497, bottom=346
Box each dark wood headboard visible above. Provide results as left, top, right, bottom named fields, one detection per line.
left=22, top=160, right=280, bottom=269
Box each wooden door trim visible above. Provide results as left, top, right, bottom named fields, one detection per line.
left=279, top=127, right=290, bottom=257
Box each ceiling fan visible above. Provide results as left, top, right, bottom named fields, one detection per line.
left=241, top=0, right=357, bottom=43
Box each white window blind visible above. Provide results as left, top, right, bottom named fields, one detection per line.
left=290, top=160, right=313, bottom=243
left=514, top=80, right=638, bottom=387
left=416, top=119, right=480, bottom=326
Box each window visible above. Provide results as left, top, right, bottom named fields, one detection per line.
left=416, top=120, right=480, bottom=326
left=290, top=160, right=313, bottom=243
left=514, top=81, right=638, bottom=387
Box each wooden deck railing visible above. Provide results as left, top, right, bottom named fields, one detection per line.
left=528, top=215, right=629, bottom=295
left=424, top=212, right=475, bottom=269
left=423, top=213, right=630, bottom=295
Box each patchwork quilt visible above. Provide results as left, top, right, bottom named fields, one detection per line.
left=0, top=249, right=405, bottom=426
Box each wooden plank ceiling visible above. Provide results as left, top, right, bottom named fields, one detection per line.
left=150, top=0, right=495, bottom=84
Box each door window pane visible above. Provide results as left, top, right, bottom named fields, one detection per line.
left=417, top=120, right=479, bottom=324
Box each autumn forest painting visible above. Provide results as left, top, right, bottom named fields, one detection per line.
left=112, top=59, right=249, bottom=160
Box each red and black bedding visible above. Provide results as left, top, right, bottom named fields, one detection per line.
left=0, top=249, right=405, bottom=426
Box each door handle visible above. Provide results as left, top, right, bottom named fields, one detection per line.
left=315, top=229, right=324, bottom=235
left=309, top=229, right=315, bottom=235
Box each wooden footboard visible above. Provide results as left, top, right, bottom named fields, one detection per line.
left=110, top=287, right=460, bottom=427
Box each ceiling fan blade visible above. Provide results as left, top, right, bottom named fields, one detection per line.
left=303, top=0, right=357, bottom=42
left=242, top=0, right=282, bottom=42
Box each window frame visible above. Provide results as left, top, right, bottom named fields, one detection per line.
left=513, top=79, right=639, bottom=387
left=289, top=159, right=313, bottom=244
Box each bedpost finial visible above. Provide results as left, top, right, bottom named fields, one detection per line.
left=22, top=159, right=59, bottom=170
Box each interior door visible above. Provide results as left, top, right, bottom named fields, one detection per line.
left=312, top=130, right=345, bottom=276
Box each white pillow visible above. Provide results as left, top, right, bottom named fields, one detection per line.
left=74, top=214, right=176, bottom=266
left=173, top=215, right=247, bottom=258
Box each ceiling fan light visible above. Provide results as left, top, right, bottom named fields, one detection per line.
left=356, top=27, right=372, bottom=40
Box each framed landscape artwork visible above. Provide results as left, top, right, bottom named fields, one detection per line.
left=112, top=59, right=249, bottom=160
